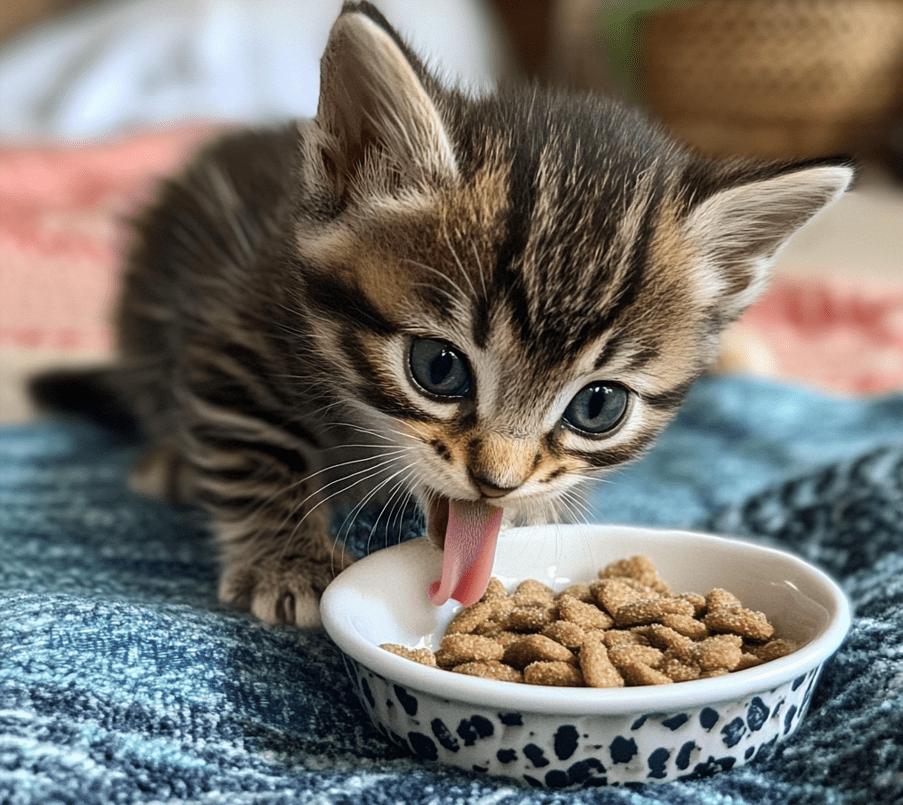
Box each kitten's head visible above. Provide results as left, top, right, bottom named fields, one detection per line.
left=291, top=2, right=853, bottom=603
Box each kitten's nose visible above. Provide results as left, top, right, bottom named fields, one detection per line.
left=469, top=470, right=518, bottom=499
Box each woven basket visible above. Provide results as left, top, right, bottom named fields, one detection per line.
left=639, top=0, right=903, bottom=158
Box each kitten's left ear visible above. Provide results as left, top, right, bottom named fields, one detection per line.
left=314, top=3, right=457, bottom=199
left=682, top=159, right=855, bottom=322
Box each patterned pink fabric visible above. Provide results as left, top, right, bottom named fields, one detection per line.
left=738, top=279, right=903, bottom=394
left=1, top=128, right=901, bottom=393
left=0, top=127, right=214, bottom=351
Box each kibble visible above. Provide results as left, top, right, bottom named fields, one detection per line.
left=524, top=661, right=585, bottom=687
left=541, top=620, right=586, bottom=649
left=452, top=660, right=524, bottom=683
left=503, top=633, right=578, bottom=669
left=381, top=555, right=796, bottom=687
left=580, top=632, right=625, bottom=688
left=435, top=633, right=503, bottom=667
left=558, top=594, right=615, bottom=630
left=380, top=644, right=437, bottom=666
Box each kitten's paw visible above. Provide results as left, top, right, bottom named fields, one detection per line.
left=219, top=548, right=355, bottom=627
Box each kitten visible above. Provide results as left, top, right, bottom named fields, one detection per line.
left=32, top=2, right=853, bottom=626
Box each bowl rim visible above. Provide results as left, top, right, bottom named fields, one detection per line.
left=321, top=525, right=851, bottom=716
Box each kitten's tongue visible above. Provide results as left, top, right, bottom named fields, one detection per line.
left=429, top=500, right=504, bottom=607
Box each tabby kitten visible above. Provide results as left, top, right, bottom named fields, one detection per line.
left=35, top=2, right=853, bottom=626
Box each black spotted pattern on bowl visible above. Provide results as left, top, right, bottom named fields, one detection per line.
left=343, top=656, right=821, bottom=787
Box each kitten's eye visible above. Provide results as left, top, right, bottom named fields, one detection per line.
left=409, top=338, right=472, bottom=399
left=563, top=382, right=629, bottom=435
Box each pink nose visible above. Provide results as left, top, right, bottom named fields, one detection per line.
left=468, top=470, right=518, bottom=498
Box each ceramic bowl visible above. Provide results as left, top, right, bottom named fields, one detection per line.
left=320, top=525, right=850, bottom=788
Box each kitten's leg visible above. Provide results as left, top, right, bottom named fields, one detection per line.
left=129, top=444, right=193, bottom=499
left=183, top=435, right=355, bottom=627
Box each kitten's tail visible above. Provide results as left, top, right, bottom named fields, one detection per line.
left=29, top=366, right=141, bottom=437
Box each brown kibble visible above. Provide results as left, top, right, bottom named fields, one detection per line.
left=480, top=577, right=508, bottom=601
left=472, top=619, right=504, bottom=638
left=608, top=642, right=664, bottom=670
left=452, top=660, right=524, bottom=683
left=488, top=596, right=516, bottom=618
left=603, top=629, right=649, bottom=648
left=637, top=624, right=695, bottom=654
left=383, top=555, right=791, bottom=689
left=694, top=634, right=743, bottom=672
left=542, top=620, right=586, bottom=649
left=580, top=633, right=625, bottom=688
left=676, top=593, right=708, bottom=617
left=513, top=578, right=556, bottom=606
left=745, top=638, right=798, bottom=662
left=558, top=583, right=594, bottom=603
left=614, top=596, right=695, bottom=627
left=524, top=661, right=585, bottom=687
left=735, top=653, right=763, bottom=671
left=593, top=578, right=648, bottom=616
left=659, top=653, right=702, bottom=682
left=445, top=601, right=494, bottom=635
left=380, top=644, right=437, bottom=666
left=492, top=630, right=524, bottom=649
left=618, top=662, right=674, bottom=686
left=503, top=604, right=558, bottom=632
left=706, top=588, right=741, bottom=611
left=435, top=634, right=504, bottom=667
left=699, top=668, right=730, bottom=679
left=599, top=555, right=673, bottom=595
left=660, top=613, right=709, bottom=639
left=503, top=634, right=578, bottom=669
left=558, top=594, right=615, bottom=630
left=704, top=606, right=774, bottom=641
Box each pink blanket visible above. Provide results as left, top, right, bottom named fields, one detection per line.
left=2, top=129, right=901, bottom=394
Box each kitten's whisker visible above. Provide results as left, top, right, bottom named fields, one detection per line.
left=556, top=486, right=593, bottom=524
left=333, top=474, right=398, bottom=566
left=470, top=239, right=489, bottom=299
left=389, top=484, right=418, bottom=546
left=362, top=469, right=417, bottom=560
left=324, top=421, right=398, bottom=443
left=401, top=258, right=470, bottom=310
left=441, top=229, right=479, bottom=300
left=277, top=458, right=407, bottom=564
left=330, top=464, right=417, bottom=571
left=269, top=452, right=408, bottom=550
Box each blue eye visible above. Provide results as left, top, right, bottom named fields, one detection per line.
left=563, top=383, right=629, bottom=435
left=409, top=338, right=472, bottom=399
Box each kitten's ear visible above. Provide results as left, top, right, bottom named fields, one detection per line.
left=314, top=3, right=456, bottom=199
left=682, top=159, right=854, bottom=322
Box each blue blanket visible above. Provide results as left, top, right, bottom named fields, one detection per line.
left=2, top=376, right=901, bottom=804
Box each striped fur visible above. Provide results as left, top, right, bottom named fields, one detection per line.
left=101, top=2, right=853, bottom=625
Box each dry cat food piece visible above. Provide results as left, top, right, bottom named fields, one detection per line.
left=381, top=555, right=797, bottom=687
left=452, top=660, right=524, bottom=683
left=435, top=634, right=504, bottom=667
left=380, top=644, right=437, bottom=667
left=502, top=633, right=578, bottom=669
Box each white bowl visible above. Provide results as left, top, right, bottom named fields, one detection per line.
left=321, top=525, right=850, bottom=788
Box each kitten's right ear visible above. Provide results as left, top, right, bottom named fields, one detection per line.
left=681, top=158, right=855, bottom=324
left=312, top=3, right=457, bottom=200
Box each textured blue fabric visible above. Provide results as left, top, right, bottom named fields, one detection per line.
left=2, top=376, right=902, bottom=804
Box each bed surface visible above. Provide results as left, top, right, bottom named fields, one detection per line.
left=1, top=3, right=901, bottom=803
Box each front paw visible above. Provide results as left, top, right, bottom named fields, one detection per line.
left=219, top=548, right=354, bottom=627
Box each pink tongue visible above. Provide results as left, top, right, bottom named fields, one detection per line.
left=429, top=500, right=503, bottom=607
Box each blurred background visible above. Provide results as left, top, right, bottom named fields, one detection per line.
left=1, top=0, right=902, bottom=421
